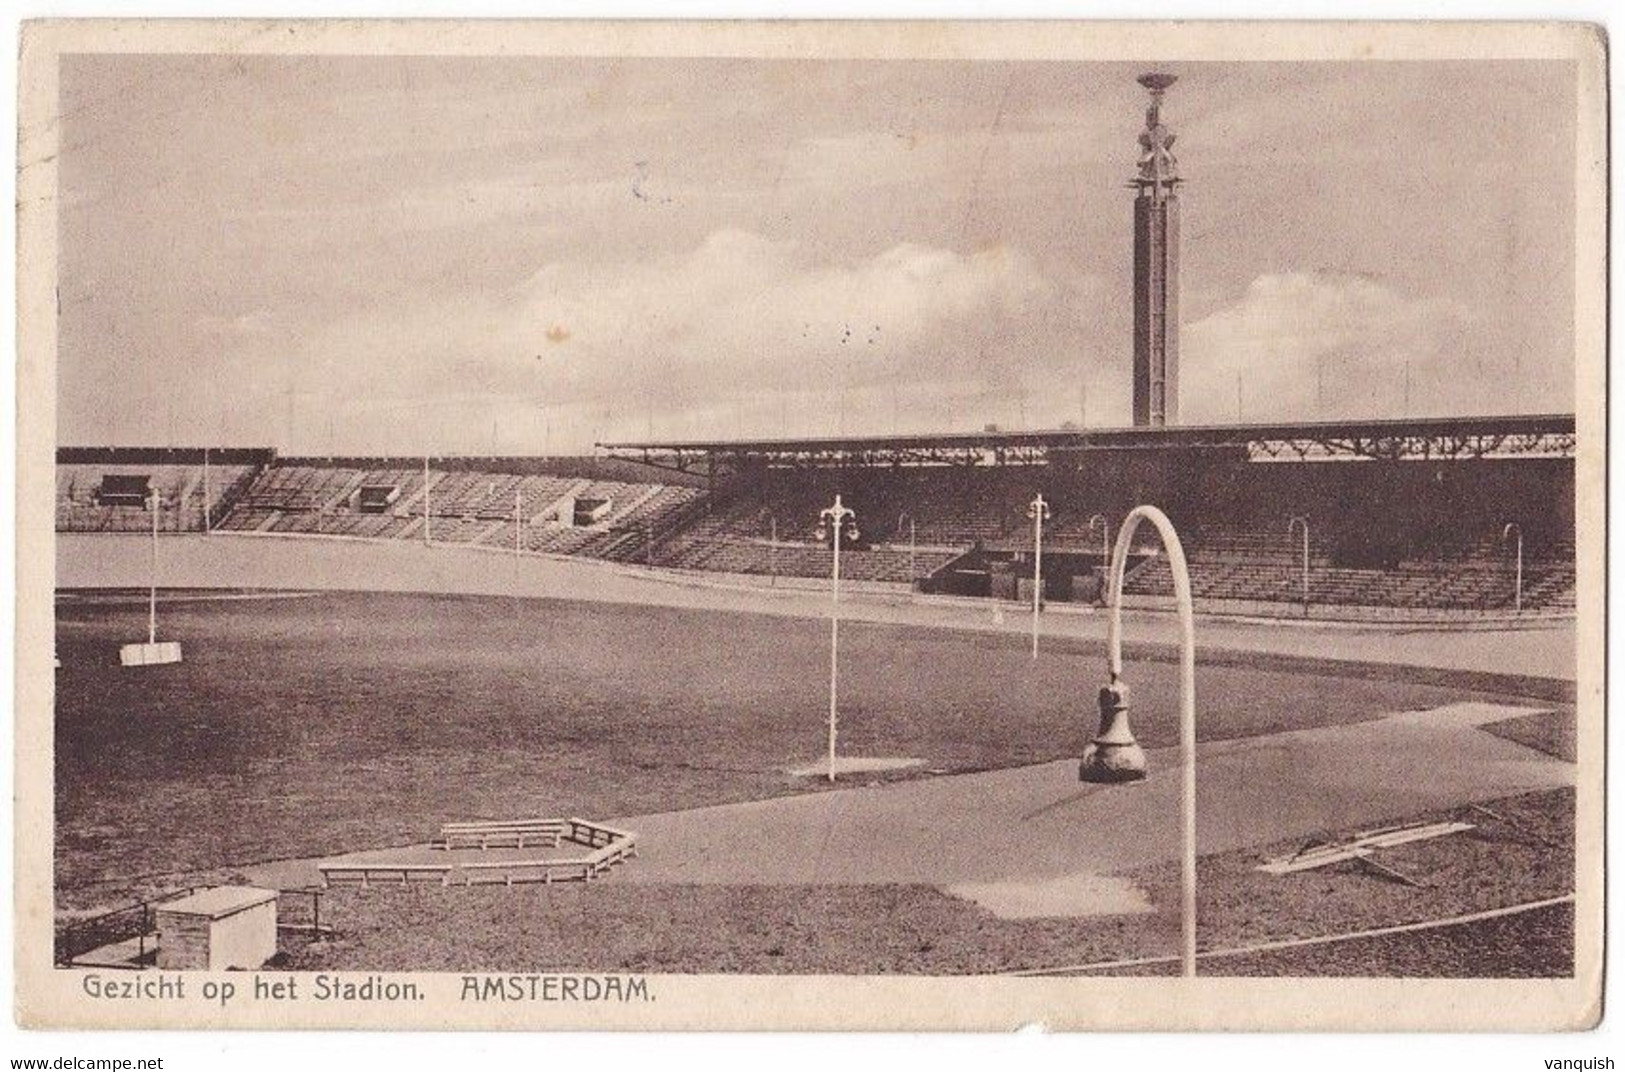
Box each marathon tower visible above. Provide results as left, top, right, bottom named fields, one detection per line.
left=1132, top=73, right=1181, bottom=427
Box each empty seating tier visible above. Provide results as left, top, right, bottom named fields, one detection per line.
left=56, top=451, right=1576, bottom=612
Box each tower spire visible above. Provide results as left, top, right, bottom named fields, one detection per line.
left=1132, top=72, right=1181, bottom=426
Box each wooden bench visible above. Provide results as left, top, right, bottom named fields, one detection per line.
left=436, top=819, right=568, bottom=850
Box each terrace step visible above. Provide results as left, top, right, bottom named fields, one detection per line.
left=69, top=933, right=158, bottom=970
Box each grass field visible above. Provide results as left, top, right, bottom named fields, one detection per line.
left=56, top=589, right=1543, bottom=898
left=277, top=787, right=1573, bottom=976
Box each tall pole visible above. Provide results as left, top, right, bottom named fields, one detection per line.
left=830, top=520, right=841, bottom=782
left=1028, top=494, right=1049, bottom=659
left=1515, top=530, right=1524, bottom=612
left=1504, top=523, right=1523, bottom=612
left=1288, top=515, right=1310, bottom=616
left=148, top=490, right=159, bottom=645
left=1088, top=514, right=1110, bottom=603
left=423, top=455, right=432, bottom=545
left=1089, top=514, right=1109, bottom=567
left=202, top=447, right=211, bottom=534
left=818, top=495, right=857, bottom=783
left=897, top=513, right=915, bottom=581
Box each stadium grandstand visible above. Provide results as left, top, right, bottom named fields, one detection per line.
left=53, top=75, right=1578, bottom=620
left=57, top=447, right=272, bottom=534
left=601, top=412, right=1576, bottom=614
left=56, top=411, right=1576, bottom=616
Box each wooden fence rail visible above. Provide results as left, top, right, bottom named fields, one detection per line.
left=321, top=817, right=637, bottom=889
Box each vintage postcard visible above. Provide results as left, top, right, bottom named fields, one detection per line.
left=14, top=19, right=1606, bottom=1031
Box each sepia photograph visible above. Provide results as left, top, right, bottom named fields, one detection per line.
left=13, top=18, right=1607, bottom=1033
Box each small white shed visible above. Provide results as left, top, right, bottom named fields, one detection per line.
left=154, top=886, right=279, bottom=971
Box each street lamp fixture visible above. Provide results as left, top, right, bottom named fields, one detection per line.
left=119, top=489, right=183, bottom=667
left=514, top=487, right=525, bottom=559
left=1503, top=522, right=1524, bottom=613
left=423, top=455, right=433, bottom=545
left=815, top=495, right=860, bottom=782
left=1087, top=514, right=1110, bottom=565
left=1287, top=515, right=1310, bottom=617
left=1087, top=514, right=1110, bottom=602
left=767, top=511, right=780, bottom=587
left=1080, top=504, right=1199, bottom=977
left=1027, top=494, right=1050, bottom=659
left=897, top=512, right=917, bottom=582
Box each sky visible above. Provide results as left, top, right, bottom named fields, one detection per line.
left=56, top=55, right=1577, bottom=454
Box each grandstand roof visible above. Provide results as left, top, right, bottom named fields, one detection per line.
left=57, top=446, right=276, bottom=466
left=600, top=413, right=1576, bottom=472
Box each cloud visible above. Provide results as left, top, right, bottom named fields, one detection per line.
left=1181, top=272, right=1493, bottom=422
left=270, top=228, right=1089, bottom=449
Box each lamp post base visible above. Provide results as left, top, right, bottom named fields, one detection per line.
left=1079, top=740, right=1148, bottom=783
left=1079, top=677, right=1147, bottom=783
left=120, top=641, right=183, bottom=667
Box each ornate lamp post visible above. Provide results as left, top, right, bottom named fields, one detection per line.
left=1287, top=515, right=1310, bottom=617
left=1080, top=504, right=1198, bottom=977
left=1027, top=494, right=1050, bottom=659
left=1503, top=522, right=1524, bottom=613
left=816, top=495, right=859, bottom=782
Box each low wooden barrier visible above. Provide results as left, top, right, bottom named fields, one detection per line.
left=321, top=818, right=637, bottom=889
left=455, top=839, right=637, bottom=886
left=459, top=858, right=594, bottom=885
left=317, top=862, right=453, bottom=888
left=567, top=817, right=634, bottom=850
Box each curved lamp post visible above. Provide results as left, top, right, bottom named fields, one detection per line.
left=1080, top=504, right=1198, bottom=977
left=1287, top=515, right=1310, bottom=617
left=1087, top=514, right=1110, bottom=566
left=1087, top=513, right=1110, bottom=603
left=1503, top=522, right=1524, bottom=613
left=816, top=495, right=859, bottom=782
left=1027, top=494, right=1050, bottom=659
